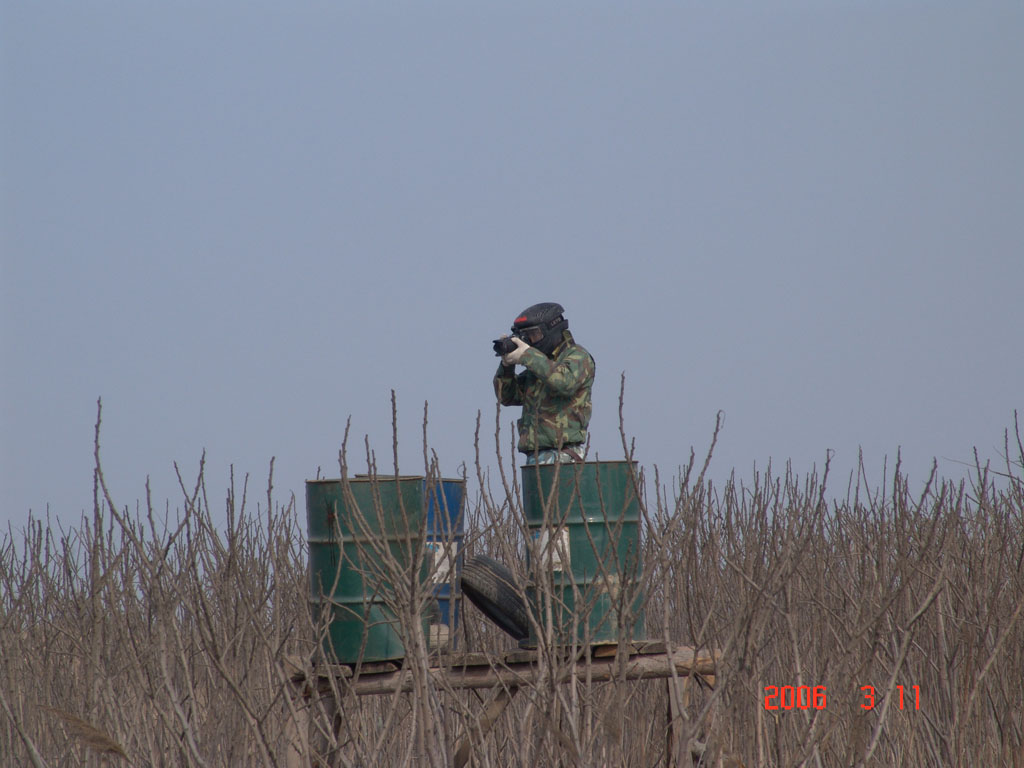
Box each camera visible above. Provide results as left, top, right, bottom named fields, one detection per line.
left=492, top=334, right=522, bottom=357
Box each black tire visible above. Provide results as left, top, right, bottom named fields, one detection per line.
left=460, top=554, right=530, bottom=641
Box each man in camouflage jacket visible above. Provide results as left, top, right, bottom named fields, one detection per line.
left=493, top=302, right=595, bottom=464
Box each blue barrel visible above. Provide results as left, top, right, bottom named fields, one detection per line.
left=424, top=479, right=466, bottom=650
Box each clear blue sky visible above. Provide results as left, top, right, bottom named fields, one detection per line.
left=3, top=2, right=1022, bottom=530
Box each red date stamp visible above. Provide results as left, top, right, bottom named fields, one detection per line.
left=764, top=685, right=920, bottom=711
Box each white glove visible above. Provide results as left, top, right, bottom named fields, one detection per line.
left=502, top=336, right=531, bottom=366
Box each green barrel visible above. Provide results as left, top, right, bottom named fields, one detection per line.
left=306, top=476, right=433, bottom=663
left=522, top=461, right=645, bottom=646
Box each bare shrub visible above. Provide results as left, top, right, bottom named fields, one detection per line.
left=1, top=399, right=1021, bottom=767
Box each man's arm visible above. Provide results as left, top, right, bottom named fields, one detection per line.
left=518, top=346, right=594, bottom=396
left=493, top=363, right=522, bottom=405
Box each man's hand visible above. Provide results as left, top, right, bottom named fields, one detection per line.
left=502, top=336, right=530, bottom=366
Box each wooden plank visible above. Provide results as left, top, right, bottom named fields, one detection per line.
left=303, top=645, right=718, bottom=696
left=503, top=646, right=581, bottom=665
left=501, top=648, right=540, bottom=665
left=437, top=652, right=494, bottom=668
left=303, top=640, right=687, bottom=674
left=298, top=644, right=715, bottom=682
left=591, top=642, right=636, bottom=659
left=452, top=686, right=518, bottom=768
left=636, top=639, right=667, bottom=654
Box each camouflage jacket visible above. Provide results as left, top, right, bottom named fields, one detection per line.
left=493, top=331, right=595, bottom=454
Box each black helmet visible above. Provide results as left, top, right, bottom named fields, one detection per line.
left=512, top=302, right=569, bottom=356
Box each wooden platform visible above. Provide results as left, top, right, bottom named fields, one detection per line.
left=287, top=640, right=717, bottom=695
left=284, top=641, right=718, bottom=768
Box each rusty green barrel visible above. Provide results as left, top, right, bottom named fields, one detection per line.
left=306, top=476, right=465, bottom=663
left=522, top=461, right=645, bottom=646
